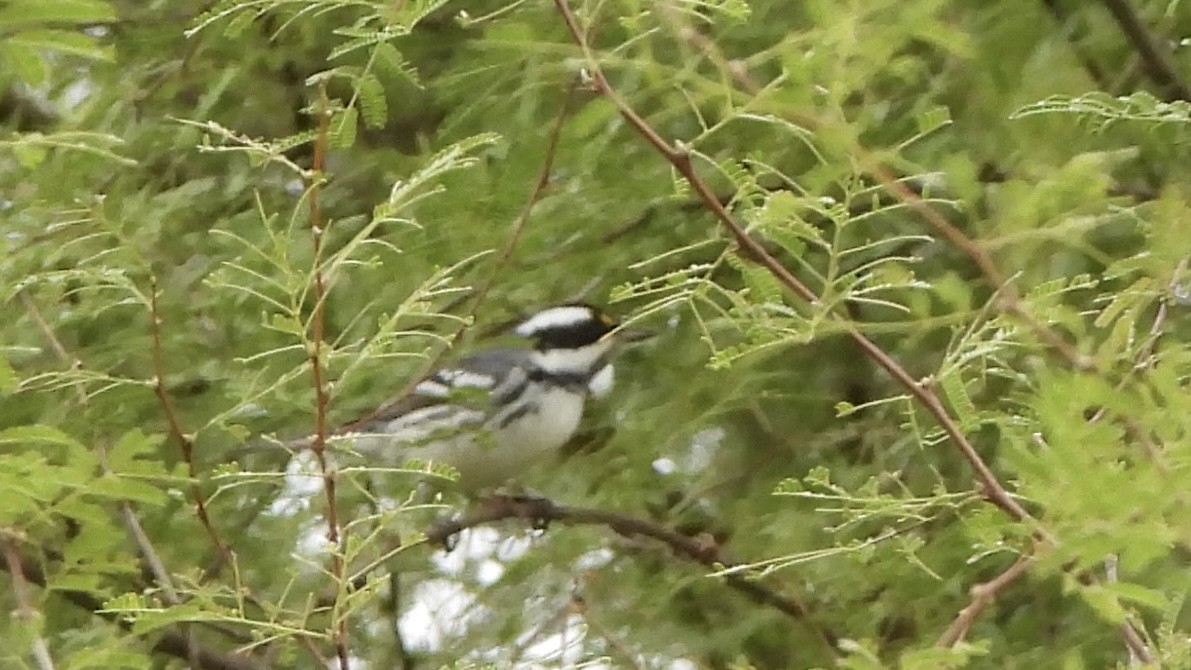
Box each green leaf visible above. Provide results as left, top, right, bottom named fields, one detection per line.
left=0, top=40, right=49, bottom=85
left=915, top=106, right=952, bottom=136
left=1105, top=581, right=1170, bottom=613
left=374, top=41, right=420, bottom=86
left=939, top=370, right=977, bottom=430
left=87, top=475, right=168, bottom=506
left=11, top=139, right=49, bottom=168
left=1076, top=582, right=1128, bottom=624
left=8, top=28, right=113, bottom=61
left=108, top=429, right=164, bottom=472
left=0, top=0, right=115, bottom=28
left=0, top=425, right=84, bottom=450
left=357, top=73, right=388, bottom=130
left=900, top=641, right=989, bottom=669
left=330, top=107, right=358, bottom=149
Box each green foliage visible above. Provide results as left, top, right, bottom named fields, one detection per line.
left=5, top=0, right=1191, bottom=668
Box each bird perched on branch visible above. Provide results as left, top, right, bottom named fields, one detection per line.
left=299, top=303, right=648, bottom=491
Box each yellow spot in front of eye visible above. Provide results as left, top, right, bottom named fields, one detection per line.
left=600, top=312, right=616, bottom=326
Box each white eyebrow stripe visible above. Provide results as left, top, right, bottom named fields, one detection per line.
left=514, top=306, right=595, bottom=336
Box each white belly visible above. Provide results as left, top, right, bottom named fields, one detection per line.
left=340, top=386, right=586, bottom=490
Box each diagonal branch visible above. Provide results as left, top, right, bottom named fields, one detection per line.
left=552, top=0, right=1034, bottom=526
left=150, top=279, right=236, bottom=566
left=937, top=552, right=1037, bottom=648
left=659, top=10, right=1164, bottom=658
left=304, top=80, right=350, bottom=670
left=662, top=7, right=1098, bottom=376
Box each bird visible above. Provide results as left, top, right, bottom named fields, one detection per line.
left=311, top=303, right=646, bottom=491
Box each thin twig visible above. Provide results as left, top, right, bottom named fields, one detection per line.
left=1100, top=0, right=1191, bottom=101
left=1136, top=257, right=1188, bottom=368
left=304, top=80, right=350, bottom=670
left=1087, top=257, right=1187, bottom=428
left=1, top=535, right=57, bottom=670
left=426, top=495, right=833, bottom=647
left=936, top=552, right=1037, bottom=647
left=148, top=281, right=227, bottom=669
left=866, top=165, right=1096, bottom=373
left=552, top=0, right=1034, bottom=526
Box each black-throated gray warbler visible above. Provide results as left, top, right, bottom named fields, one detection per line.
left=311, top=303, right=645, bottom=491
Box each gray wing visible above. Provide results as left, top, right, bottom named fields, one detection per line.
left=338, top=348, right=534, bottom=433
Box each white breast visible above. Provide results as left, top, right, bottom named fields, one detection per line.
left=336, top=384, right=587, bottom=490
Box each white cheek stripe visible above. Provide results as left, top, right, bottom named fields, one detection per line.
left=531, top=340, right=611, bottom=374
left=514, top=305, right=595, bottom=336
left=588, top=363, right=615, bottom=398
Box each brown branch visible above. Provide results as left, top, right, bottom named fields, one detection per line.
left=150, top=283, right=328, bottom=665
left=426, top=495, right=835, bottom=651
left=937, top=552, right=1037, bottom=647
left=664, top=6, right=1098, bottom=379
left=149, top=279, right=235, bottom=568
left=1100, top=0, right=1191, bottom=101
left=865, top=165, right=1096, bottom=374
left=148, top=281, right=231, bottom=669
left=552, top=0, right=1034, bottom=526
left=933, top=539, right=1155, bottom=664
left=304, top=81, right=350, bottom=670
left=936, top=538, right=1151, bottom=663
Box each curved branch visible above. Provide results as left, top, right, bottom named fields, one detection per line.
left=427, top=495, right=836, bottom=649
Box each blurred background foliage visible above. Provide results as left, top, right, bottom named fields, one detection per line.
left=4, top=0, right=1191, bottom=668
